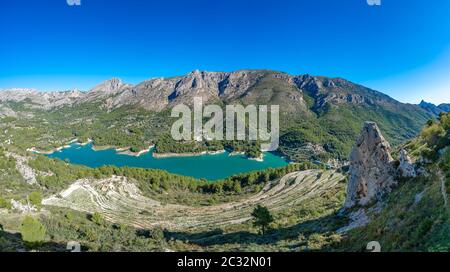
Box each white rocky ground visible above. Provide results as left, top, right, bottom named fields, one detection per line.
left=6, top=152, right=37, bottom=185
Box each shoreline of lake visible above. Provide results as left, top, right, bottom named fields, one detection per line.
left=31, top=140, right=273, bottom=164
left=27, top=145, right=72, bottom=155
left=248, top=154, right=264, bottom=162
left=27, top=138, right=94, bottom=155
left=28, top=138, right=155, bottom=158
left=228, top=151, right=264, bottom=162
left=152, top=150, right=226, bottom=158
left=44, top=143, right=289, bottom=180
left=116, top=145, right=155, bottom=157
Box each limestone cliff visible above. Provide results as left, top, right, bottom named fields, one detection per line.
left=344, top=122, right=397, bottom=208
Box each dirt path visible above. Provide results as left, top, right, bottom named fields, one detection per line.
left=43, top=170, right=345, bottom=230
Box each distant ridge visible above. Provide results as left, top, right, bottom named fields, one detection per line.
left=419, top=100, right=450, bottom=116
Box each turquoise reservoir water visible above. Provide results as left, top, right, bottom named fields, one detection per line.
left=46, top=144, right=289, bottom=180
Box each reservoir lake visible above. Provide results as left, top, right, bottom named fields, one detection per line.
left=46, top=144, right=289, bottom=180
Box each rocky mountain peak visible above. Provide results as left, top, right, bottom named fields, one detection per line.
left=344, top=122, right=396, bottom=208
left=90, top=78, right=124, bottom=93
left=188, top=69, right=202, bottom=76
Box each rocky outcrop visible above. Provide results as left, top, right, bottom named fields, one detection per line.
left=344, top=122, right=397, bottom=208
left=10, top=199, right=38, bottom=213
left=80, top=78, right=130, bottom=104
left=6, top=152, right=37, bottom=185
left=397, top=149, right=416, bottom=178
left=0, top=105, right=17, bottom=117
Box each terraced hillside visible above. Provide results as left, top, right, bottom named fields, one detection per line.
left=43, top=170, right=345, bottom=231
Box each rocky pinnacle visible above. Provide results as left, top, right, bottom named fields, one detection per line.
left=344, top=122, right=396, bottom=208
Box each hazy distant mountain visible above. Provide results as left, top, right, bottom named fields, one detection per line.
left=438, top=103, right=450, bottom=112
left=418, top=100, right=450, bottom=116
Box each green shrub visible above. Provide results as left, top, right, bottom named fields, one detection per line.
left=150, top=228, right=165, bottom=241
left=420, top=124, right=445, bottom=147
left=28, top=192, right=42, bottom=210
left=90, top=212, right=104, bottom=226
left=20, top=216, right=46, bottom=248
left=0, top=197, right=12, bottom=210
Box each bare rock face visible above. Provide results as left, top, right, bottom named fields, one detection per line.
left=397, top=149, right=416, bottom=178
left=0, top=105, right=17, bottom=117
left=11, top=199, right=37, bottom=213
left=0, top=88, right=85, bottom=109
left=344, top=122, right=396, bottom=208
left=90, top=78, right=124, bottom=94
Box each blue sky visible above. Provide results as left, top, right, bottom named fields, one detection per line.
left=0, top=0, right=449, bottom=104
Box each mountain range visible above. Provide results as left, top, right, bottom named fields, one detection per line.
left=0, top=70, right=443, bottom=161
left=0, top=70, right=440, bottom=113
left=419, top=100, right=450, bottom=116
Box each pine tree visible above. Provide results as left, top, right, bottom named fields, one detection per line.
left=251, top=205, right=274, bottom=235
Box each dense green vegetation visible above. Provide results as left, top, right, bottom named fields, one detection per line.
left=27, top=156, right=94, bottom=193
left=155, top=134, right=224, bottom=154
left=0, top=148, right=16, bottom=170
left=406, top=112, right=450, bottom=159
left=0, top=197, right=11, bottom=210
left=28, top=192, right=42, bottom=210
left=279, top=104, right=430, bottom=162
left=0, top=102, right=170, bottom=152
left=405, top=111, right=450, bottom=193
